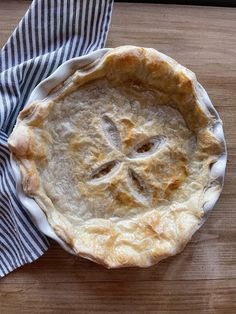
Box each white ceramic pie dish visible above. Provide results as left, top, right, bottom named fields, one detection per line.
left=10, top=48, right=227, bottom=256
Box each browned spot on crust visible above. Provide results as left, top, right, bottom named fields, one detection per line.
left=198, top=129, right=222, bottom=157
left=120, top=118, right=135, bottom=128
left=168, top=179, right=182, bottom=191
left=69, top=138, right=80, bottom=150
left=123, top=136, right=135, bottom=147
left=165, top=165, right=188, bottom=199
left=114, top=189, right=144, bottom=208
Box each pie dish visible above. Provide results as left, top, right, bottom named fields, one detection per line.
left=8, top=46, right=226, bottom=268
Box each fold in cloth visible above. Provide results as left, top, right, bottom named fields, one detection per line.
left=0, top=0, right=113, bottom=277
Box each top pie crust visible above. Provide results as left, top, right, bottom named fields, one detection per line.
left=8, top=46, right=223, bottom=268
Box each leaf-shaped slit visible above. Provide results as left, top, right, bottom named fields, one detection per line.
left=137, top=141, right=154, bottom=153
left=128, top=168, right=149, bottom=202
left=102, top=116, right=121, bottom=150
left=90, top=160, right=120, bottom=181
left=130, top=136, right=165, bottom=158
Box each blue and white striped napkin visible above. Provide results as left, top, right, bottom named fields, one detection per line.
left=0, top=0, right=113, bottom=277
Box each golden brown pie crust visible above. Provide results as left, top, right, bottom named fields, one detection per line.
left=8, top=46, right=223, bottom=268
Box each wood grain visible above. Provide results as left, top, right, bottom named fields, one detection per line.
left=0, top=1, right=236, bottom=313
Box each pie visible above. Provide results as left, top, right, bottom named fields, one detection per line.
left=8, top=46, right=223, bottom=268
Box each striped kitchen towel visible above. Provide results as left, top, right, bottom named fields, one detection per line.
left=0, top=0, right=113, bottom=277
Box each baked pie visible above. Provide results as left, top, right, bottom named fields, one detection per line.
left=8, top=46, right=223, bottom=268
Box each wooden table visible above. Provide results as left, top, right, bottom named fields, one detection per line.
left=1, top=1, right=236, bottom=313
